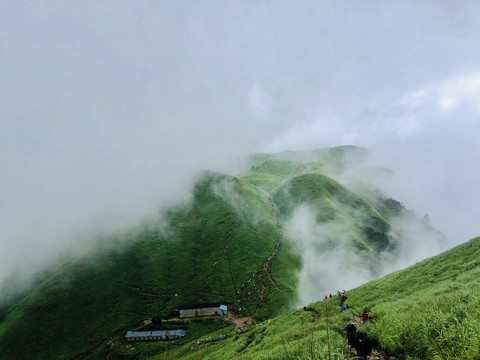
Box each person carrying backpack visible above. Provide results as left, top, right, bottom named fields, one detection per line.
left=342, top=321, right=357, bottom=347
left=360, top=310, right=369, bottom=325
left=354, top=331, right=373, bottom=359
left=342, top=321, right=372, bottom=359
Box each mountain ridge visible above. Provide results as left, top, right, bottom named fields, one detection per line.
left=0, top=146, right=447, bottom=359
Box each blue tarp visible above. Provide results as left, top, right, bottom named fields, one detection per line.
left=176, top=329, right=187, bottom=336
left=219, top=304, right=227, bottom=315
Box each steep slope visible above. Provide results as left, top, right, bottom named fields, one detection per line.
left=0, top=147, right=446, bottom=359
left=0, top=171, right=299, bottom=360
left=153, top=236, right=480, bottom=360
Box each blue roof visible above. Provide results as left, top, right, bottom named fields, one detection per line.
left=219, top=305, right=227, bottom=311
left=125, top=329, right=187, bottom=339
left=151, top=331, right=166, bottom=337
left=125, top=331, right=151, bottom=338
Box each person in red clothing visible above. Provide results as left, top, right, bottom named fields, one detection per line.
left=360, top=310, right=369, bottom=325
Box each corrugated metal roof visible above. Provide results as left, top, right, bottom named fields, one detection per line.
left=125, top=331, right=152, bottom=338
left=151, top=331, right=166, bottom=336
left=125, top=329, right=187, bottom=338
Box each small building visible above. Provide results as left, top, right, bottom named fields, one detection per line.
left=219, top=304, right=228, bottom=316
left=125, top=329, right=186, bottom=342
left=178, top=303, right=229, bottom=318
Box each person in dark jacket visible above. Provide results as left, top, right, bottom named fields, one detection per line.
left=354, top=331, right=372, bottom=359
left=342, top=321, right=357, bottom=346
left=342, top=321, right=372, bottom=359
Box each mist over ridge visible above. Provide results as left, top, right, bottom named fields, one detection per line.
left=0, top=144, right=468, bottom=359
left=258, top=147, right=449, bottom=305
left=2, top=1, right=480, bottom=303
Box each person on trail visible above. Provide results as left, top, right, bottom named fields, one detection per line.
left=342, top=321, right=357, bottom=346
left=360, top=310, right=369, bottom=325
left=355, top=331, right=372, bottom=359
left=342, top=321, right=372, bottom=360
left=340, top=304, right=348, bottom=312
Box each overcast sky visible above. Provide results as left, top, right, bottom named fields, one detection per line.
left=1, top=1, right=480, bottom=282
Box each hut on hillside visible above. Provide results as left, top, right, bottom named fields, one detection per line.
left=125, top=329, right=186, bottom=342
left=177, top=303, right=229, bottom=318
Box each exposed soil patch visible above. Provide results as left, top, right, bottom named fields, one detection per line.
left=231, top=316, right=253, bottom=328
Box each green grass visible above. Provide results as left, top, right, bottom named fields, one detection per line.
left=108, top=319, right=232, bottom=360
left=146, top=237, right=480, bottom=360
left=153, top=310, right=347, bottom=360
left=0, top=147, right=454, bottom=359
left=0, top=169, right=299, bottom=360
left=342, top=236, right=480, bottom=359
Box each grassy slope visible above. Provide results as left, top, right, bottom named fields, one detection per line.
left=343, top=236, right=480, bottom=359
left=154, top=236, right=480, bottom=360
left=0, top=147, right=447, bottom=359
left=114, top=153, right=445, bottom=359
left=0, top=171, right=297, bottom=360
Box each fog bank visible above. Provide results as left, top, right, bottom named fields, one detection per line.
left=2, top=1, right=480, bottom=289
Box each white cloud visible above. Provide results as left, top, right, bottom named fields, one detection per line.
left=438, top=72, right=480, bottom=113
left=286, top=206, right=374, bottom=305
left=2, top=0, right=480, bottom=290
left=402, top=71, right=480, bottom=115
left=248, top=81, right=272, bottom=119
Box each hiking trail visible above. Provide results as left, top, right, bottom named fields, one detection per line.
left=235, top=192, right=284, bottom=319
left=351, top=317, right=398, bottom=360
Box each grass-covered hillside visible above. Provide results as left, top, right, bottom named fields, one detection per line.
left=0, top=146, right=446, bottom=359
left=143, top=236, right=480, bottom=360
left=348, top=236, right=480, bottom=359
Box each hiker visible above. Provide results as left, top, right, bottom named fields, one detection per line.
left=360, top=310, right=369, bottom=325
left=342, top=321, right=357, bottom=346
left=340, top=304, right=348, bottom=312
left=342, top=321, right=372, bottom=360
left=355, top=330, right=373, bottom=359
left=324, top=295, right=328, bottom=300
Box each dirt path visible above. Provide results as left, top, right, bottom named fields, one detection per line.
left=248, top=193, right=284, bottom=317
left=234, top=192, right=285, bottom=318
left=231, top=316, right=252, bottom=328
left=350, top=317, right=397, bottom=360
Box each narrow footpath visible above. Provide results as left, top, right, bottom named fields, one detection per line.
left=352, top=317, right=398, bottom=360
left=235, top=192, right=284, bottom=319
